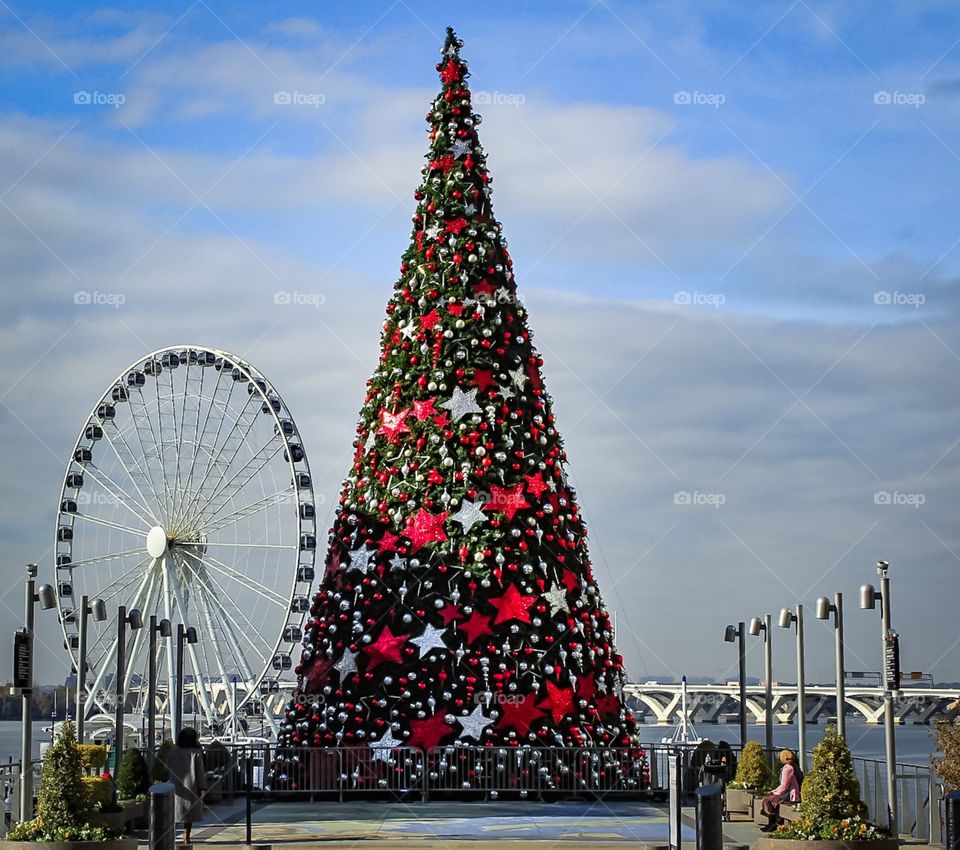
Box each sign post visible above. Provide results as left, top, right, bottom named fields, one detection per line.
left=668, top=750, right=682, bottom=850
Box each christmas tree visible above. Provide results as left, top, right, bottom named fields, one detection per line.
left=277, top=27, right=638, bottom=777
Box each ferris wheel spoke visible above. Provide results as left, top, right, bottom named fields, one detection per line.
left=72, top=511, right=148, bottom=537
left=181, top=540, right=296, bottom=550
left=166, top=555, right=216, bottom=725
left=177, top=389, right=264, bottom=528
left=65, top=547, right=145, bottom=569
left=189, top=569, right=238, bottom=720
left=83, top=561, right=156, bottom=710
left=129, top=386, right=173, bottom=523
left=174, top=359, right=205, bottom=529
left=121, top=568, right=159, bottom=695
left=96, top=556, right=155, bottom=603
left=152, top=370, right=175, bottom=524
left=82, top=463, right=158, bottom=526
left=181, top=548, right=287, bottom=607
left=190, top=566, right=267, bottom=688
left=174, top=364, right=207, bottom=528
left=98, top=425, right=163, bottom=526
left=192, top=436, right=286, bottom=526
left=173, top=377, right=248, bottom=527
left=189, top=562, right=275, bottom=658
left=198, top=487, right=294, bottom=534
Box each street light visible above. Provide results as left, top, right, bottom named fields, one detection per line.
left=18, top=564, right=56, bottom=822
left=778, top=605, right=807, bottom=771
left=175, top=624, right=198, bottom=738
left=816, top=592, right=846, bottom=740
left=147, top=616, right=171, bottom=763
left=75, top=596, right=107, bottom=744
left=748, top=614, right=774, bottom=757
left=861, top=560, right=898, bottom=836
left=114, top=606, right=143, bottom=775
left=724, top=622, right=748, bottom=746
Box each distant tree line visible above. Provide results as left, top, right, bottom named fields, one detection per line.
left=0, top=684, right=70, bottom=720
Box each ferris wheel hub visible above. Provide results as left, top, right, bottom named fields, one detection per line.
left=146, top=525, right=169, bottom=559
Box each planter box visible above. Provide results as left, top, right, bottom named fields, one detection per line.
left=757, top=839, right=900, bottom=850
left=85, top=813, right=127, bottom=835
left=727, top=788, right=758, bottom=818
left=0, top=840, right=137, bottom=850
left=117, top=802, right=145, bottom=830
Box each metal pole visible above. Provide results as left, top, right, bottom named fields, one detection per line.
left=148, top=616, right=157, bottom=765
left=114, top=605, right=126, bottom=776
left=880, top=570, right=898, bottom=836
left=764, top=613, right=773, bottom=757
left=19, top=572, right=35, bottom=823
left=834, top=592, right=846, bottom=740
left=231, top=676, right=238, bottom=741
left=738, top=622, right=747, bottom=747
left=796, top=604, right=807, bottom=772
left=175, top=625, right=184, bottom=739
left=76, top=596, right=88, bottom=745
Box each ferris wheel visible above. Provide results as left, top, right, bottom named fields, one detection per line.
left=54, top=346, right=317, bottom=737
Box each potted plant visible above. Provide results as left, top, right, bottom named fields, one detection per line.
left=0, top=722, right=135, bottom=850
left=933, top=713, right=959, bottom=790
left=758, top=725, right=898, bottom=850
left=726, top=741, right=775, bottom=818
left=114, top=750, right=149, bottom=830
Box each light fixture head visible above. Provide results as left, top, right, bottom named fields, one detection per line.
left=158, top=618, right=172, bottom=638
left=128, top=608, right=143, bottom=630
left=724, top=624, right=738, bottom=643
left=748, top=617, right=762, bottom=636
left=778, top=608, right=794, bottom=629
left=876, top=560, right=889, bottom=576
left=37, top=584, right=57, bottom=610
left=186, top=626, right=199, bottom=644
left=815, top=596, right=831, bottom=620
left=92, top=599, right=108, bottom=622
left=26, top=563, right=38, bottom=578
left=860, top=584, right=877, bottom=610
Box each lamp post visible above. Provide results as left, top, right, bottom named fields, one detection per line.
left=861, top=560, right=898, bottom=837
left=147, top=616, right=171, bottom=763
left=114, top=606, right=143, bottom=775
left=724, top=622, right=748, bottom=746
left=778, top=605, right=807, bottom=771
left=75, top=596, right=107, bottom=744
left=18, top=565, right=56, bottom=823
left=748, top=614, right=774, bottom=757
left=816, top=592, right=846, bottom=740
left=174, top=624, right=198, bottom=738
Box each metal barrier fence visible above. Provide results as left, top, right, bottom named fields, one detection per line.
left=250, top=744, right=652, bottom=801
left=853, top=756, right=943, bottom=843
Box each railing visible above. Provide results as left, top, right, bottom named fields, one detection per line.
left=853, top=756, right=943, bottom=843
left=232, top=744, right=652, bottom=802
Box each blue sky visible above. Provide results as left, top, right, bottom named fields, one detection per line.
left=1, top=1, right=959, bottom=691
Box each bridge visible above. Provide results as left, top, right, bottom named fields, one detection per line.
left=623, top=682, right=960, bottom=726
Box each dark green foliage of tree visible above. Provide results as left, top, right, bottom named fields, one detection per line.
left=116, top=747, right=151, bottom=799
left=36, top=721, right=91, bottom=829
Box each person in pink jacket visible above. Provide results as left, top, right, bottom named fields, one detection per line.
left=760, top=749, right=802, bottom=831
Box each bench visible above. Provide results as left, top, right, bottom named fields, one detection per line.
left=754, top=800, right=801, bottom=827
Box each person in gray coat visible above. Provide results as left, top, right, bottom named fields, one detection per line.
left=166, top=728, right=207, bottom=843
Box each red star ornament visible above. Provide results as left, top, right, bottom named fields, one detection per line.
left=459, top=610, right=492, bottom=643
left=377, top=531, right=401, bottom=554
left=420, top=309, right=441, bottom=331
left=439, top=58, right=461, bottom=84
left=542, top=681, right=575, bottom=723
left=595, top=694, right=621, bottom=716
left=407, top=712, right=455, bottom=750
left=412, top=397, right=437, bottom=421
left=495, top=696, right=545, bottom=737
left=482, top=483, right=529, bottom=521
left=378, top=408, right=410, bottom=442
left=560, top=569, right=579, bottom=593
left=472, top=368, right=496, bottom=393
left=403, top=508, right=448, bottom=552
left=437, top=603, right=462, bottom=625
left=364, top=625, right=408, bottom=670
left=524, top=472, right=549, bottom=499
left=490, top=583, right=536, bottom=625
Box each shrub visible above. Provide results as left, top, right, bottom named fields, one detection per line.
left=933, top=714, right=960, bottom=792
left=36, top=721, right=91, bottom=830
left=730, top=740, right=774, bottom=791
left=82, top=775, right=113, bottom=810
left=151, top=739, right=175, bottom=782
left=800, top=724, right=862, bottom=825
left=76, top=743, right=107, bottom=773
left=116, top=747, right=151, bottom=799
